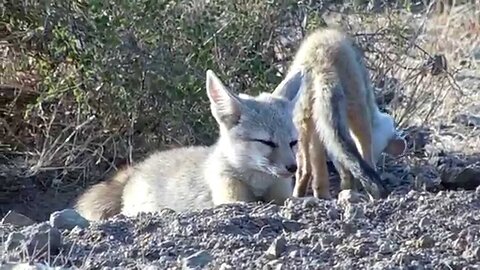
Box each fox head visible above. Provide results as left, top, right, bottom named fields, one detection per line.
left=372, top=112, right=407, bottom=164
left=206, top=70, right=303, bottom=179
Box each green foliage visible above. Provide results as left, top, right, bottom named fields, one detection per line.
left=3, top=0, right=301, bottom=155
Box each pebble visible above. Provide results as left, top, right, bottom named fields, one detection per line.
left=319, top=234, right=335, bottom=249
left=326, top=207, right=340, bottom=220
left=416, top=235, right=435, bottom=248
left=462, top=246, right=480, bottom=260
left=49, top=209, right=90, bottom=230
left=343, top=204, right=365, bottom=220
left=338, top=189, right=363, bottom=206
left=265, top=235, right=287, bottom=259
left=6, top=222, right=62, bottom=255
left=182, top=250, right=213, bottom=269
left=378, top=242, right=394, bottom=254
left=1, top=210, right=35, bottom=227
left=418, top=216, right=432, bottom=230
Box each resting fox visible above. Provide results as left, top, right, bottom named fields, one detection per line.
left=272, top=27, right=406, bottom=200
left=75, top=70, right=302, bottom=221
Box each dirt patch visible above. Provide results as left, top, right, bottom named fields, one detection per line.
left=2, top=187, right=480, bottom=269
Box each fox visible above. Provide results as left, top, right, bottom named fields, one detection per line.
left=74, top=69, right=303, bottom=221
left=272, top=27, right=406, bottom=200
left=75, top=165, right=134, bottom=221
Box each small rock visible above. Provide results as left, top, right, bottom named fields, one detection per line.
left=410, top=260, right=426, bottom=269
left=159, top=208, right=176, bottom=216
left=0, top=262, right=67, bottom=270
left=288, top=250, right=299, bottom=258
left=281, top=220, right=302, bottom=232
left=341, top=221, right=358, bottom=235
left=5, top=223, right=62, bottom=255
left=1, top=210, right=35, bottom=227
left=312, top=243, right=322, bottom=253
left=416, top=235, right=435, bottom=248
left=355, top=230, right=370, bottom=239
left=295, top=230, right=310, bottom=244
left=142, top=266, right=162, bottom=270
left=284, top=197, right=320, bottom=209
left=372, top=261, right=388, bottom=270
left=406, top=190, right=418, bottom=199
left=462, top=265, right=480, bottom=270
left=337, top=190, right=363, bottom=206
left=354, top=243, right=368, bottom=257
left=441, top=259, right=465, bottom=269
left=68, top=226, right=85, bottom=237
left=418, top=217, right=432, bottom=230
left=25, top=223, right=62, bottom=255
left=453, top=113, right=480, bottom=128
left=182, top=250, right=213, bottom=269
left=301, top=197, right=322, bottom=208
left=462, top=246, right=480, bottom=260
left=472, top=47, right=480, bottom=60
left=5, top=232, right=27, bottom=251
left=327, top=208, right=340, bottom=220
left=49, top=209, right=90, bottom=230
left=378, top=242, right=394, bottom=254
left=392, top=251, right=414, bottom=265
left=441, top=167, right=480, bottom=191
left=319, top=234, right=335, bottom=249
left=458, top=228, right=469, bottom=238
left=382, top=172, right=401, bottom=186
left=283, top=198, right=297, bottom=209
left=218, top=263, right=234, bottom=270
left=343, top=204, right=365, bottom=220
left=160, top=240, right=175, bottom=248
left=264, top=260, right=283, bottom=270
left=476, top=185, right=480, bottom=195
left=265, top=235, right=287, bottom=259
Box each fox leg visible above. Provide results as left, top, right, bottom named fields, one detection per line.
left=309, top=132, right=331, bottom=199
left=332, top=160, right=358, bottom=191
left=210, top=178, right=258, bottom=205
left=333, top=102, right=375, bottom=192
left=292, top=116, right=316, bottom=197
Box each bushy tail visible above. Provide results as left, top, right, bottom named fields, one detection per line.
left=74, top=166, right=133, bottom=221
left=308, top=75, right=388, bottom=200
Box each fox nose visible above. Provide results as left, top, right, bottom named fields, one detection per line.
left=286, top=164, right=297, bottom=173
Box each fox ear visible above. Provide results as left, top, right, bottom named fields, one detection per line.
left=384, top=136, right=407, bottom=157
left=272, top=69, right=304, bottom=102
left=206, top=70, right=241, bottom=128
left=290, top=72, right=307, bottom=106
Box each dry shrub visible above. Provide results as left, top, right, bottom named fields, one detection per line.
left=1, top=0, right=307, bottom=196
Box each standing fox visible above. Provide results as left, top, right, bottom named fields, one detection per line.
left=75, top=70, right=302, bottom=221
left=273, top=28, right=406, bottom=200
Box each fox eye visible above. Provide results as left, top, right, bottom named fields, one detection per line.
left=252, top=139, right=277, bottom=148
left=290, top=140, right=298, bottom=147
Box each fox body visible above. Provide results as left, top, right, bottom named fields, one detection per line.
left=273, top=27, right=406, bottom=200
left=75, top=70, right=302, bottom=221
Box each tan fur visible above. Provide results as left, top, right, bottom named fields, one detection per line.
left=73, top=70, right=301, bottom=220
left=274, top=27, right=406, bottom=199
left=74, top=166, right=133, bottom=221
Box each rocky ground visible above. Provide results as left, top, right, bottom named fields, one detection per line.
left=1, top=186, right=480, bottom=269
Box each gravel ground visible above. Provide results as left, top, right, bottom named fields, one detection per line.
left=1, top=185, right=480, bottom=269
